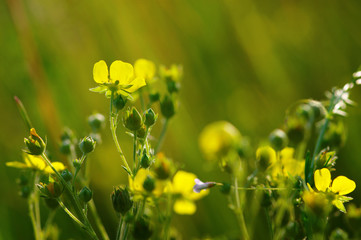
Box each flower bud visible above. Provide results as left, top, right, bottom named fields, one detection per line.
left=256, top=146, right=276, bottom=171
left=61, top=169, right=73, bottom=182
left=140, top=153, right=151, bottom=169
left=61, top=127, right=75, bottom=141
left=160, top=95, right=175, bottom=119
left=136, top=125, right=147, bottom=139
left=153, top=154, right=172, bottom=180
left=144, top=108, right=157, bottom=127
left=79, top=136, right=96, bottom=154
left=113, top=94, right=127, bottom=110
left=24, top=128, right=46, bottom=155
left=124, top=107, right=142, bottom=131
left=220, top=182, right=231, bottom=195
left=132, top=217, right=153, bottom=240
left=73, top=159, right=81, bottom=169
left=111, top=186, right=133, bottom=215
left=149, top=92, right=160, bottom=103
left=269, top=129, right=288, bottom=151
left=17, top=174, right=29, bottom=186
left=88, top=113, right=105, bottom=132
left=143, top=175, right=155, bottom=192
left=59, top=139, right=72, bottom=155
left=166, top=79, right=180, bottom=93
left=285, top=119, right=305, bottom=147
left=78, top=186, right=92, bottom=203
left=38, top=182, right=63, bottom=199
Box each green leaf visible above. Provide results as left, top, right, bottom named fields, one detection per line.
left=89, top=85, right=108, bottom=93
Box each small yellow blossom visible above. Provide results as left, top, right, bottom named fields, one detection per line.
left=159, top=64, right=182, bottom=82
left=167, top=171, right=209, bottom=215
left=313, top=168, right=356, bottom=212
left=128, top=168, right=166, bottom=197
left=91, top=60, right=146, bottom=97
left=199, top=121, right=241, bottom=161
left=134, top=59, right=156, bottom=83
left=6, top=153, right=65, bottom=174
left=268, top=147, right=304, bottom=178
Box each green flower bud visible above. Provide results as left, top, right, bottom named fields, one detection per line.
left=61, top=127, right=75, bottom=141
left=160, top=95, right=175, bottom=119
left=61, top=170, right=73, bottom=182
left=88, top=113, right=105, bottom=132
left=144, top=108, right=157, bottom=127
left=166, top=79, right=180, bottom=93
left=73, top=159, right=81, bottom=169
left=111, top=186, right=133, bottom=215
left=44, top=198, right=59, bottom=210
left=295, top=104, right=313, bottom=121
left=136, top=125, right=147, bottom=139
left=79, top=136, right=96, bottom=154
left=220, top=182, right=231, bottom=195
left=20, top=186, right=31, bottom=198
left=124, top=107, right=142, bottom=131
left=285, top=118, right=305, bottom=147
left=153, top=154, right=172, bottom=180
left=132, top=217, right=153, bottom=240
left=113, top=94, right=127, bottom=110
left=59, top=139, right=72, bottom=155
left=143, top=175, right=155, bottom=192
left=24, top=128, right=46, bottom=155
left=38, top=182, right=63, bottom=199
left=140, top=153, right=150, bottom=169
left=269, top=129, right=288, bottom=151
left=78, top=186, right=92, bottom=203
left=149, top=92, right=160, bottom=103
left=256, top=146, right=276, bottom=171
left=308, top=100, right=326, bottom=122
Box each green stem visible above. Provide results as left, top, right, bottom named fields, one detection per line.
left=41, top=153, right=99, bottom=240
left=57, top=199, right=86, bottom=228
left=133, top=131, right=137, bottom=165
left=264, top=207, right=273, bottom=240
left=72, top=154, right=86, bottom=188
left=88, top=200, right=110, bottom=240
left=116, top=216, right=123, bottom=240
left=155, top=119, right=168, bottom=154
left=139, top=89, right=145, bottom=112
left=110, top=92, right=131, bottom=174
left=234, top=176, right=249, bottom=240
left=14, top=96, right=33, bottom=130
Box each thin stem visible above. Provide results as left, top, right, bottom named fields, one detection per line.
left=264, top=207, right=273, bottom=240
left=234, top=176, right=249, bottom=240
left=43, top=210, right=56, bottom=238
left=133, top=131, right=137, bottom=165
left=57, top=199, right=86, bottom=228
left=116, top=216, right=123, bottom=240
left=34, top=174, right=42, bottom=240
left=155, top=119, right=168, bottom=154
left=41, top=153, right=99, bottom=240
left=139, top=89, right=145, bottom=112
left=88, top=200, right=110, bottom=240
left=72, top=154, right=86, bottom=188
left=110, top=92, right=131, bottom=174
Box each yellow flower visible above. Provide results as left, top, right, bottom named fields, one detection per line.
left=168, top=171, right=209, bottom=215
left=313, top=168, right=356, bottom=212
left=6, top=153, right=65, bottom=174
left=91, top=60, right=146, bottom=97
left=134, top=59, right=156, bottom=83
left=128, top=169, right=166, bottom=197
left=199, top=121, right=241, bottom=161
left=159, top=64, right=182, bottom=82
left=268, top=147, right=304, bottom=178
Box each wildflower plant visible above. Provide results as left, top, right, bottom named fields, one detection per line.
left=6, top=58, right=361, bottom=239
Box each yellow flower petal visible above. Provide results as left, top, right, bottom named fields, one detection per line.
left=332, top=199, right=346, bottom=213
left=314, top=168, right=331, bottom=192
left=173, top=199, right=196, bottom=215
left=134, top=59, right=155, bottom=81
left=93, top=60, right=109, bottom=83
left=110, top=60, right=134, bottom=85
left=331, top=176, right=356, bottom=196
left=172, top=171, right=196, bottom=196
left=126, top=77, right=146, bottom=93
left=44, top=162, right=66, bottom=174
left=6, top=161, right=28, bottom=169
left=25, top=154, right=46, bottom=170
left=129, top=168, right=148, bottom=192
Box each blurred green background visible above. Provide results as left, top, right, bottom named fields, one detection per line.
left=1, top=0, right=361, bottom=239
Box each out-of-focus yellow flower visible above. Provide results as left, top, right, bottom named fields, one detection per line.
left=134, top=59, right=156, bottom=83
left=268, top=147, right=304, bottom=178
left=302, top=190, right=330, bottom=216
left=6, top=153, right=65, bottom=174
left=91, top=60, right=146, bottom=97
left=167, top=171, right=209, bottom=215
left=199, top=121, right=241, bottom=161
left=128, top=168, right=166, bottom=197
left=313, top=168, right=356, bottom=212
left=256, top=146, right=276, bottom=170
left=159, top=64, right=182, bottom=82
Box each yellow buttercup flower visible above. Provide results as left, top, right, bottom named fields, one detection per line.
left=134, top=59, right=156, bottom=83
left=6, top=153, right=65, bottom=174
left=91, top=60, right=146, bottom=97
left=313, top=168, right=356, bottom=212
left=168, top=171, right=209, bottom=215
left=268, top=147, right=304, bottom=178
